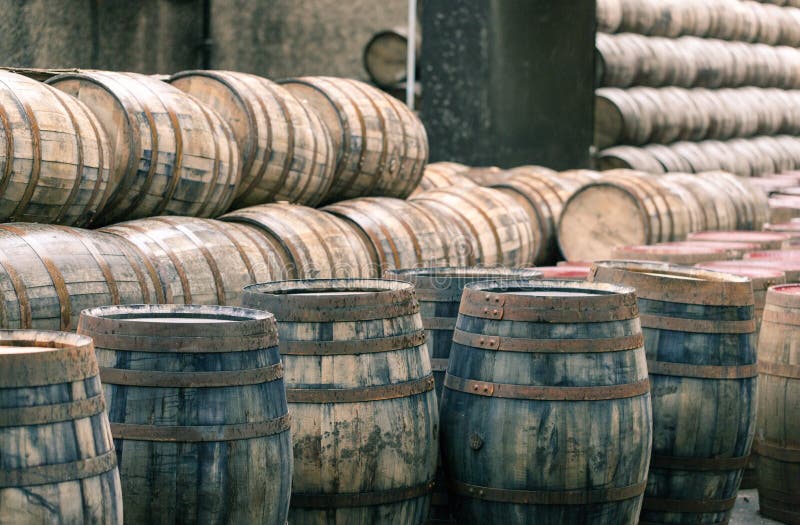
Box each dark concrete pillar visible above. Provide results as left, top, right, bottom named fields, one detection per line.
left=420, top=0, right=596, bottom=169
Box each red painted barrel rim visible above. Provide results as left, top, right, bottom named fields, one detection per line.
left=688, top=231, right=791, bottom=242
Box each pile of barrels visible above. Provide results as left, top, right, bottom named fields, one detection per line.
left=8, top=262, right=797, bottom=525
left=0, top=68, right=428, bottom=227
left=595, top=0, right=800, bottom=176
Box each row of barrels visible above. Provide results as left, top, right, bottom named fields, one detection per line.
left=558, top=170, right=769, bottom=261
left=598, top=0, right=800, bottom=46
left=0, top=68, right=427, bottom=227
left=598, top=135, right=800, bottom=177
left=595, top=87, right=800, bottom=148
left=597, top=33, right=800, bottom=89
left=7, top=263, right=788, bottom=524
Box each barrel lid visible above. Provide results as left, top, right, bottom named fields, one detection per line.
left=687, top=231, right=791, bottom=243
left=766, top=284, right=800, bottom=309
left=616, top=244, right=728, bottom=254
left=590, top=260, right=754, bottom=306
left=533, top=266, right=591, bottom=279
left=746, top=250, right=800, bottom=260
left=460, top=279, right=638, bottom=323
left=672, top=240, right=760, bottom=251
left=695, top=262, right=787, bottom=289
left=243, top=278, right=418, bottom=322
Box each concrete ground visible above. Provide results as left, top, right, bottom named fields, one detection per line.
left=730, top=490, right=784, bottom=524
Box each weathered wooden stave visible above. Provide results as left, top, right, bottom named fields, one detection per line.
left=243, top=279, right=437, bottom=525
left=590, top=261, right=757, bottom=525
left=0, top=330, right=123, bottom=524
left=77, top=304, right=292, bottom=524
left=440, top=279, right=652, bottom=524
left=409, top=162, right=475, bottom=197
left=0, top=71, right=112, bottom=227
left=49, top=71, right=240, bottom=224
left=0, top=223, right=164, bottom=331
left=170, top=70, right=335, bottom=208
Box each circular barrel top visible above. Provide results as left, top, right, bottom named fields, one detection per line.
left=531, top=265, right=591, bottom=279
left=695, top=262, right=787, bottom=286
left=765, top=283, right=800, bottom=310
left=616, top=243, right=731, bottom=255
left=460, top=279, right=638, bottom=323
left=687, top=231, right=792, bottom=243
left=746, top=250, right=800, bottom=260
left=243, top=278, right=418, bottom=322
left=0, top=330, right=97, bottom=388
left=591, top=260, right=754, bottom=306
left=78, top=304, right=276, bottom=341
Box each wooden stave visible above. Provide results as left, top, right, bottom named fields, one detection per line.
left=0, top=223, right=164, bottom=331
left=170, top=70, right=336, bottom=208
left=439, top=279, right=651, bottom=524
left=281, top=76, right=427, bottom=203
left=0, top=71, right=112, bottom=228
left=589, top=261, right=757, bottom=525
left=0, top=330, right=122, bottom=524
left=102, top=216, right=289, bottom=306
left=48, top=71, right=240, bottom=225
left=242, top=279, right=438, bottom=525
left=221, top=202, right=377, bottom=279
left=77, top=304, right=291, bottom=525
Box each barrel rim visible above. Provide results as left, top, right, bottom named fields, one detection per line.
left=0, top=329, right=94, bottom=353
left=245, top=278, right=413, bottom=300
left=384, top=266, right=543, bottom=281
left=463, top=278, right=635, bottom=296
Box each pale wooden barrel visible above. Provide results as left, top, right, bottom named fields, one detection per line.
left=243, top=279, right=438, bottom=525
left=221, top=202, right=377, bottom=278
left=324, top=197, right=471, bottom=272
left=0, top=331, right=122, bottom=524
left=0, top=223, right=164, bottom=331
left=363, top=27, right=418, bottom=88
left=687, top=231, right=792, bottom=251
left=0, top=71, right=111, bottom=227
left=611, top=243, right=736, bottom=265
left=409, top=186, right=536, bottom=267
left=78, top=305, right=291, bottom=524
left=282, top=76, right=427, bottom=202
left=170, top=70, right=335, bottom=208
left=48, top=71, right=240, bottom=224
left=596, top=146, right=665, bottom=173
left=102, top=216, right=289, bottom=306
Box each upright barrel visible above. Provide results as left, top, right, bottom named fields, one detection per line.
left=590, top=261, right=757, bottom=525
left=49, top=71, right=240, bottom=224
left=0, top=331, right=122, bottom=524
left=243, top=279, right=438, bottom=525
left=440, top=280, right=652, bottom=524
left=755, top=284, right=800, bottom=524
left=77, top=305, right=292, bottom=525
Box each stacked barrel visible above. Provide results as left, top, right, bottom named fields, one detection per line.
left=595, top=0, right=800, bottom=175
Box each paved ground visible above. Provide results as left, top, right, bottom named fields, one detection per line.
left=730, top=490, right=783, bottom=524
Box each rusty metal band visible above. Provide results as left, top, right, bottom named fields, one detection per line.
left=763, top=308, right=800, bottom=326
left=0, top=448, right=117, bottom=488
left=642, top=495, right=737, bottom=513
left=0, top=395, right=105, bottom=427
left=12, top=102, right=42, bottom=219
left=114, top=236, right=161, bottom=304
left=258, top=80, right=297, bottom=201
left=0, top=237, right=32, bottom=327
left=758, top=360, right=800, bottom=379
left=85, top=331, right=277, bottom=353
left=430, top=358, right=449, bottom=372
left=639, top=314, right=755, bottom=334
left=200, top=219, right=257, bottom=282
left=649, top=454, right=749, bottom=471
left=452, top=329, right=644, bottom=354
left=459, top=298, right=638, bottom=323
left=111, top=412, right=291, bottom=442
left=753, top=440, right=800, bottom=463
left=287, top=375, right=434, bottom=403
left=647, top=360, right=758, bottom=379
left=291, top=480, right=434, bottom=509
left=100, top=362, right=283, bottom=388
left=281, top=331, right=425, bottom=356
left=449, top=478, right=647, bottom=505
left=171, top=221, right=226, bottom=305
left=423, top=317, right=457, bottom=330
left=190, top=99, right=225, bottom=217
left=52, top=94, right=86, bottom=223
left=76, top=98, right=109, bottom=215
left=57, top=227, right=121, bottom=305
left=0, top=225, right=71, bottom=330
left=444, top=374, right=650, bottom=401
left=346, top=78, right=390, bottom=196
left=0, top=96, right=15, bottom=199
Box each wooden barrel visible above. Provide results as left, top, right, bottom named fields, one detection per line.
left=765, top=221, right=800, bottom=236
left=170, top=70, right=335, bottom=208
left=220, top=202, right=377, bottom=278
left=242, top=279, right=438, bottom=525
left=409, top=186, right=536, bottom=267
left=590, top=261, right=757, bottom=525
left=48, top=71, right=240, bottom=225
left=281, top=76, right=427, bottom=202
left=411, top=162, right=475, bottom=195
left=678, top=240, right=761, bottom=258
left=701, top=257, right=800, bottom=282
left=102, top=216, right=289, bottom=306
left=769, top=195, right=800, bottom=223
left=324, top=197, right=471, bottom=272
left=596, top=0, right=623, bottom=33
left=77, top=304, right=291, bottom=524
left=531, top=265, right=591, bottom=280
left=0, top=331, right=122, bottom=524
left=596, top=146, right=665, bottom=173
left=698, top=171, right=770, bottom=230
left=687, top=230, right=792, bottom=251
left=363, top=27, right=419, bottom=88
left=440, top=279, right=651, bottom=523
left=755, top=284, right=800, bottom=524
left=0, top=71, right=112, bottom=227
left=611, top=243, right=736, bottom=265
left=665, top=174, right=738, bottom=231
left=746, top=249, right=800, bottom=260
left=0, top=223, right=164, bottom=331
